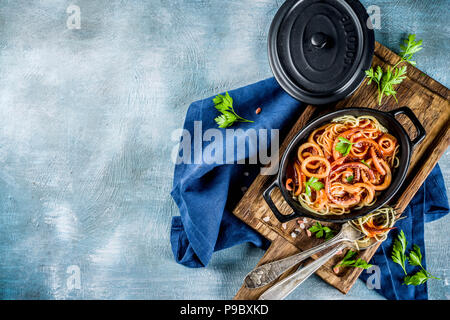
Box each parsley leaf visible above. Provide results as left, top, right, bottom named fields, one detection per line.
left=213, top=92, right=233, bottom=112
left=366, top=65, right=383, bottom=87
left=399, top=34, right=423, bottom=66
left=366, top=34, right=423, bottom=105
left=214, top=112, right=237, bottom=128
left=308, top=223, right=321, bottom=233
left=353, top=259, right=373, bottom=269
left=402, top=244, right=440, bottom=285
left=335, top=137, right=354, bottom=156
left=391, top=230, right=408, bottom=275
left=346, top=175, right=354, bottom=183
left=390, top=230, right=441, bottom=286
left=407, top=244, right=422, bottom=267
left=342, top=249, right=357, bottom=261
left=323, top=226, right=335, bottom=240
left=304, top=177, right=324, bottom=197
left=308, top=222, right=335, bottom=241
left=403, top=270, right=429, bottom=286
left=335, top=250, right=372, bottom=270
left=379, top=65, right=407, bottom=104
left=213, top=92, right=253, bottom=128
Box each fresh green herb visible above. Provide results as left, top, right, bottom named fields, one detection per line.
left=391, top=230, right=408, bottom=275
left=366, top=66, right=383, bottom=87
left=381, top=65, right=407, bottom=104
left=346, top=175, right=354, bottom=183
left=403, top=270, right=430, bottom=286
left=390, top=231, right=441, bottom=286
left=213, top=92, right=253, bottom=128
left=404, top=268, right=440, bottom=286
left=407, top=244, right=423, bottom=267
left=366, top=65, right=407, bottom=105
left=403, top=245, right=440, bottom=286
left=335, top=250, right=373, bottom=270
left=335, top=137, right=354, bottom=156
left=353, top=258, right=373, bottom=269
left=361, top=160, right=371, bottom=168
left=365, top=34, right=423, bottom=105
left=304, top=177, right=324, bottom=197
left=308, top=222, right=335, bottom=241
left=399, top=34, right=423, bottom=66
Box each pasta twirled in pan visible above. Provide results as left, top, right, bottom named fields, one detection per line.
left=286, top=115, right=399, bottom=215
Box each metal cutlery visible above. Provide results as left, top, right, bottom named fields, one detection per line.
left=244, top=222, right=364, bottom=289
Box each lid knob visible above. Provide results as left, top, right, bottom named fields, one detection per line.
left=311, top=32, right=329, bottom=49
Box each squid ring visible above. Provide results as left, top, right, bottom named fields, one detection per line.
left=301, top=156, right=331, bottom=178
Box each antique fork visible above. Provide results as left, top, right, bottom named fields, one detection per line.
left=244, top=222, right=364, bottom=289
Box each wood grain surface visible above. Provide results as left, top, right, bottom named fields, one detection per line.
left=233, top=42, right=450, bottom=299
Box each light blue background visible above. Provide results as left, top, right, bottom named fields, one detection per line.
left=0, top=0, right=448, bottom=300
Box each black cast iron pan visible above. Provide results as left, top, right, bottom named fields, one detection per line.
left=263, top=107, right=426, bottom=223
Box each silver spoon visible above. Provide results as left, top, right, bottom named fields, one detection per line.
left=258, top=236, right=379, bottom=300
left=244, top=222, right=364, bottom=289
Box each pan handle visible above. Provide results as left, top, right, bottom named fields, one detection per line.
left=389, top=106, right=426, bottom=149
left=263, top=180, right=297, bottom=223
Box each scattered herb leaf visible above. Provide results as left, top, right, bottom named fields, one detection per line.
left=335, top=250, right=372, bottom=270
left=366, top=34, right=423, bottom=105
left=213, top=92, right=253, bottom=128
left=308, top=222, right=335, bottom=241
left=381, top=65, right=407, bottom=104
left=304, top=177, right=324, bottom=197
left=346, top=175, right=354, bottom=183
left=214, top=111, right=237, bottom=128
left=366, top=65, right=383, bottom=86
left=391, top=230, right=408, bottom=275
left=403, top=244, right=440, bottom=286
left=407, top=244, right=423, bottom=267
left=399, top=34, right=423, bottom=66
left=335, top=137, right=354, bottom=156
left=403, top=270, right=429, bottom=286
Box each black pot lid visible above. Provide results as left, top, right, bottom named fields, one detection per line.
left=268, top=0, right=374, bottom=105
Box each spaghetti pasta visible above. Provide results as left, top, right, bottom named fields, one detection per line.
left=288, top=115, right=399, bottom=215
left=350, top=206, right=397, bottom=249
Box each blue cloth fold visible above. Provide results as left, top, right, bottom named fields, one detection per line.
left=170, top=78, right=449, bottom=300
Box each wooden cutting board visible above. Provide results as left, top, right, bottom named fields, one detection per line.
left=233, top=42, right=450, bottom=299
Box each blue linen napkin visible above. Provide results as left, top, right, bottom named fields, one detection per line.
left=170, top=78, right=449, bottom=300
left=171, top=78, right=302, bottom=267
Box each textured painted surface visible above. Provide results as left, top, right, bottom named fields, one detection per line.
left=0, top=0, right=448, bottom=300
